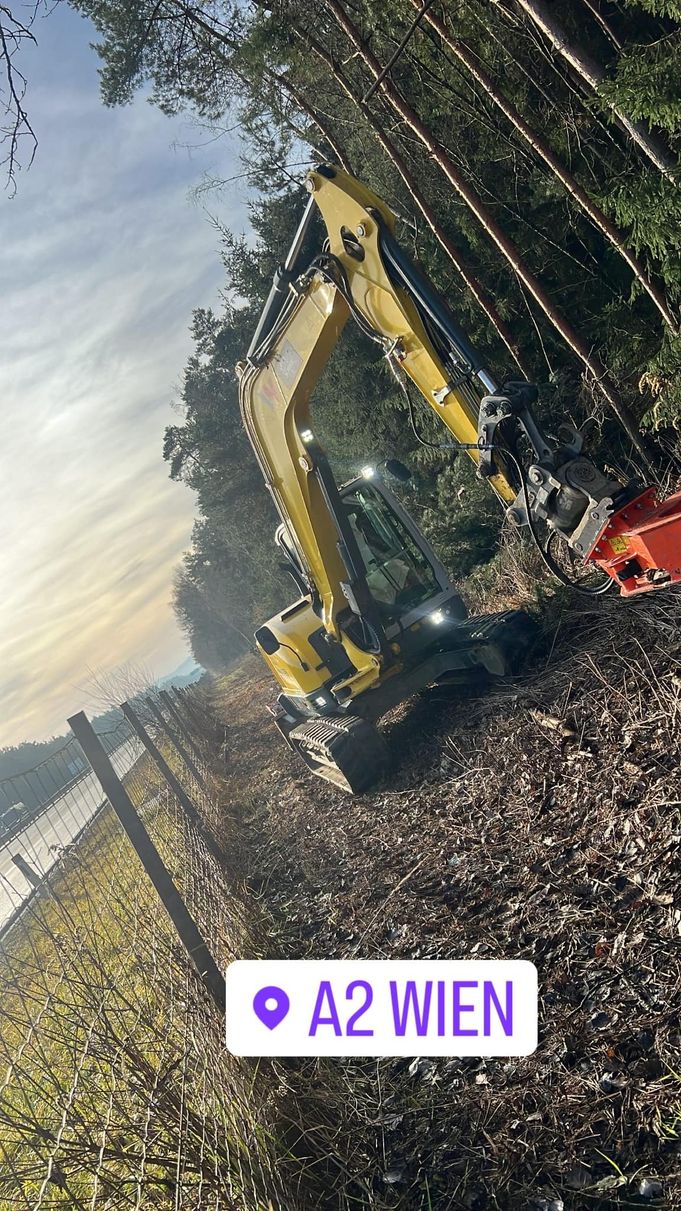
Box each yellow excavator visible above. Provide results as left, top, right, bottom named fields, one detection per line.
left=237, top=165, right=681, bottom=792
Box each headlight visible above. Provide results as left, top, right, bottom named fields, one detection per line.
left=430, top=609, right=445, bottom=625
left=361, top=465, right=375, bottom=479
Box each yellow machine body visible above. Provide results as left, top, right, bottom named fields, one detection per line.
left=257, top=597, right=324, bottom=700
left=237, top=164, right=540, bottom=790
left=238, top=166, right=516, bottom=717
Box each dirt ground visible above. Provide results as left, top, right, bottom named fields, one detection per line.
left=209, top=588, right=681, bottom=1210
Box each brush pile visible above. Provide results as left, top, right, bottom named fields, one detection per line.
left=213, top=588, right=681, bottom=1209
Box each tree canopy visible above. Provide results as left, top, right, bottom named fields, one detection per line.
left=67, top=0, right=681, bottom=668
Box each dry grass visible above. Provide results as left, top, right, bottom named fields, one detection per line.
left=0, top=738, right=314, bottom=1210
left=208, top=570, right=681, bottom=1209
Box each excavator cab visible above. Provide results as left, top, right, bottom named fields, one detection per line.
left=342, top=474, right=463, bottom=626
left=345, top=481, right=439, bottom=620
left=256, top=470, right=533, bottom=792
left=274, top=475, right=447, bottom=623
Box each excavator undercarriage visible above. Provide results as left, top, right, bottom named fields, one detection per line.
left=272, top=607, right=537, bottom=793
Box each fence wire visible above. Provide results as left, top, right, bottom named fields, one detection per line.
left=0, top=690, right=288, bottom=1211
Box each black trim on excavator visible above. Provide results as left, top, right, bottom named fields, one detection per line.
left=305, top=434, right=394, bottom=663
left=307, top=627, right=354, bottom=678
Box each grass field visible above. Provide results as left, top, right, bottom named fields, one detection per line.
left=0, top=749, right=299, bottom=1210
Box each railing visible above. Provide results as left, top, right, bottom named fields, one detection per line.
left=0, top=734, right=143, bottom=934
left=0, top=686, right=289, bottom=1210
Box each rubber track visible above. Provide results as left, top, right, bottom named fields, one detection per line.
left=290, top=714, right=390, bottom=794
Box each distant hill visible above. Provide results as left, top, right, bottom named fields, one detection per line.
left=1, top=662, right=204, bottom=806
left=157, top=657, right=204, bottom=690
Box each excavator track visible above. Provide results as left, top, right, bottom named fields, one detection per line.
left=289, top=714, right=390, bottom=794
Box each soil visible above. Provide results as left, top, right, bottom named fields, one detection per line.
left=208, top=589, right=681, bottom=1210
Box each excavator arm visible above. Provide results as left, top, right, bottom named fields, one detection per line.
left=238, top=167, right=519, bottom=690
left=240, top=164, right=681, bottom=607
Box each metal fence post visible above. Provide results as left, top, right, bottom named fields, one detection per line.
left=120, top=702, right=202, bottom=822
left=159, top=690, right=204, bottom=763
left=121, top=701, right=226, bottom=866
left=11, top=854, right=41, bottom=889
left=67, top=711, right=225, bottom=1014
left=145, top=697, right=206, bottom=790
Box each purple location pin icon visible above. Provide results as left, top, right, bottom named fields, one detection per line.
left=253, top=985, right=290, bottom=1030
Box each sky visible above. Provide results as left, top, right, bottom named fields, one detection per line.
left=1, top=6, right=251, bottom=746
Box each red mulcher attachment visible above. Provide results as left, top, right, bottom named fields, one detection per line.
left=587, top=485, right=681, bottom=595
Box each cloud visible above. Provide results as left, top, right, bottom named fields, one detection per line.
left=0, top=7, right=251, bottom=746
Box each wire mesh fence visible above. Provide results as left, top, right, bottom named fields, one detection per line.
left=0, top=688, right=290, bottom=1210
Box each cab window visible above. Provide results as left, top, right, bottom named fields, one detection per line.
left=344, top=485, right=440, bottom=619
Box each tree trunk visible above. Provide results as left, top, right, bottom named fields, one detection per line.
left=279, top=72, right=352, bottom=170
left=171, top=1, right=351, bottom=170
left=578, top=0, right=623, bottom=51
left=300, top=27, right=532, bottom=375
left=322, top=0, right=647, bottom=453
left=514, top=0, right=677, bottom=181
left=416, top=2, right=677, bottom=332
left=174, top=0, right=527, bottom=367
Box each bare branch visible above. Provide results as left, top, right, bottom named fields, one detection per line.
left=0, top=3, right=46, bottom=193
